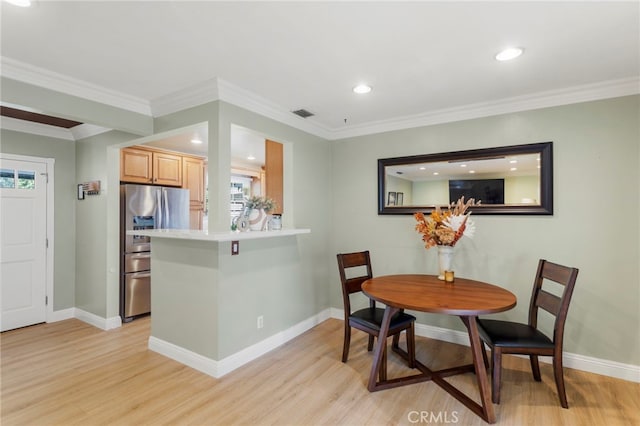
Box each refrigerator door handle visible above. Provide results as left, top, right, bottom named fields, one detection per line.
left=156, top=189, right=163, bottom=229
left=163, top=189, right=170, bottom=229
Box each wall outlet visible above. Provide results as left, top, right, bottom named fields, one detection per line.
left=257, top=315, right=264, bottom=329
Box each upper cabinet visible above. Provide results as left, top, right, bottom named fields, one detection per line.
left=120, top=146, right=182, bottom=186
left=264, top=140, right=283, bottom=215
left=183, top=156, right=205, bottom=205
left=153, top=151, right=183, bottom=186
left=183, top=156, right=206, bottom=230
left=121, top=145, right=206, bottom=230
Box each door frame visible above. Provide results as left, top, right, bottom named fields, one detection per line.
left=0, top=153, right=55, bottom=324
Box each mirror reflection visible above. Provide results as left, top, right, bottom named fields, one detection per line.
left=385, top=153, right=540, bottom=207
left=378, top=142, right=553, bottom=215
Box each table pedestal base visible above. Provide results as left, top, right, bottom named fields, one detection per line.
left=368, top=307, right=496, bottom=424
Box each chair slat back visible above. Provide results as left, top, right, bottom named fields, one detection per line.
left=337, top=251, right=374, bottom=317
left=529, top=259, right=579, bottom=345
left=536, top=289, right=562, bottom=316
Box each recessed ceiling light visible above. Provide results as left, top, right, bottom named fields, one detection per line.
left=353, top=84, right=372, bottom=94
left=433, top=172, right=439, bottom=176
left=247, top=155, right=256, bottom=160
left=191, top=139, right=202, bottom=145
left=419, top=167, right=426, bottom=170
left=509, top=160, right=518, bottom=164
left=510, top=167, right=518, bottom=171
left=5, top=0, right=31, bottom=6
left=460, top=164, right=467, bottom=168
left=496, top=47, right=523, bottom=61
left=469, top=170, right=476, bottom=174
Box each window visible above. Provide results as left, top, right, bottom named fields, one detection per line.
left=0, top=169, right=36, bottom=189
left=18, top=171, right=36, bottom=189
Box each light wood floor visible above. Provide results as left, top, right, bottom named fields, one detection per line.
left=1, top=317, right=638, bottom=426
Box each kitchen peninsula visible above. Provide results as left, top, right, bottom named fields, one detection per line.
left=128, top=228, right=311, bottom=377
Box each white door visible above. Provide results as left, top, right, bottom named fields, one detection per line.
left=0, top=158, right=48, bottom=332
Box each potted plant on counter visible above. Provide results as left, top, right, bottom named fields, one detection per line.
left=245, top=195, right=276, bottom=231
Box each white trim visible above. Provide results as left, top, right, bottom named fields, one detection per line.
left=150, top=79, right=219, bottom=118
left=147, top=75, right=640, bottom=140
left=3, top=55, right=638, bottom=141
left=216, top=79, right=333, bottom=139
left=74, top=308, right=122, bottom=331
left=148, top=336, right=218, bottom=377
left=0, top=153, right=55, bottom=327
left=1, top=57, right=151, bottom=115
left=1, top=116, right=75, bottom=140
left=148, top=308, right=332, bottom=378
left=329, top=310, right=639, bottom=383
left=47, top=308, right=75, bottom=323
left=70, top=123, right=111, bottom=140
left=216, top=308, right=331, bottom=377
left=328, top=77, right=640, bottom=139
left=44, top=157, right=55, bottom=326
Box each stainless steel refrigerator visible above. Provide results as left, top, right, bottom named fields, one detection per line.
left=120, top=184, right=189, bottom=322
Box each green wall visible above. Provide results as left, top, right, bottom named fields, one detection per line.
left=330, top=95, right=639, bottom=365
left=75, top=130, right=139, bottom=317
left=0, top=130, right=76, bottom=310
left=1, top=78, right=149, bottom=319
left=152, top=100, right=333, bottom=353
left=2, top=76, right=638, bottom=368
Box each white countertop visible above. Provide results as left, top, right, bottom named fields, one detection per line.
left=126, top=228, right=310, bottom=242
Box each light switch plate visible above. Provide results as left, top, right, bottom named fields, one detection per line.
left=231, top=240, right=239, bottom=255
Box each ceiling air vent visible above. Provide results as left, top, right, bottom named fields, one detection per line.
left=292, top=109, right=314, bottom=119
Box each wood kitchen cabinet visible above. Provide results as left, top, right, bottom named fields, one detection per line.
left=120, top=146, right=182, bottom=186
left=183, top=156, right=206, bottom=230
left=121, top=146, right=206, bottom=230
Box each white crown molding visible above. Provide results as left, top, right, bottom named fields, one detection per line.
left=150, top=78, right=220, bottom=118
left=3, top=55, right=638, bottom=141
left=1, top=57, right=151, bottom=116
left=215, top=79, right=334, bottom=140
left=1, top=116, right=75, bottom=140
left=329, top=76, right=640, bottom=140
left=150, top=77, right=333, bottom=139
left=70, top=123, right=111, bottom=140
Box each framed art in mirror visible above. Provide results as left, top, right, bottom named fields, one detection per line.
left=378, top=142, right=553, bottom=215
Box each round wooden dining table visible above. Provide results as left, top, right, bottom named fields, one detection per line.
left=362, top=274, right=517, bottom=424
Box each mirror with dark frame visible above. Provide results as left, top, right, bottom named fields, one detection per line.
left=378, top=142, right=553, bottom=215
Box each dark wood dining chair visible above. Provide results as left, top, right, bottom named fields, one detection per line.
left=476, top=259, right=579, bottom=408
left=336, top=251, right=416, bottom=377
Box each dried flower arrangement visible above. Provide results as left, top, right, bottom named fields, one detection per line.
left=414, top=197, right=479, bottom=249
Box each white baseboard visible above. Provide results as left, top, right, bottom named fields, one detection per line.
left=149, top=308, right=333, bottom=378
left=149, top=336, right=218, bottom=377
left=329, top=310, right=640, bottom=383
left=74, top=308, right=122, bottom=331
left=47, top=308, right=74, bottom=323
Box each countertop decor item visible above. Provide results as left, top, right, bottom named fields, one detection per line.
left=414, top=197, right=478, bottom=279
left=245, top=196, right=276, bottom=231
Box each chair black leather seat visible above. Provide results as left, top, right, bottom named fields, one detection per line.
left=336, top=250, right=416, bottom=378
left=476, top=259, right=579, bottom=408
left=477, top=319, right=555, bottom=349
left=350, top=307, right=416, bottom=332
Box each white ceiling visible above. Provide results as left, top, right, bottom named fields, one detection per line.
left=1, top=1, right=638, bottom=140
